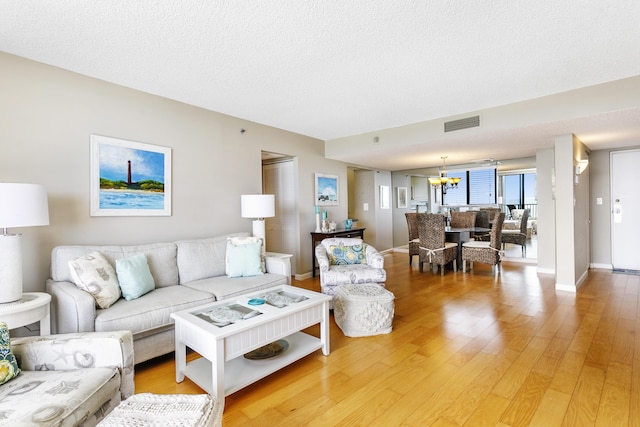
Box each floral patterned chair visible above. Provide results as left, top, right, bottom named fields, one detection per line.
left=0, top=328, right=134, bottom=426
left=315, top=238, right=386, bottom=304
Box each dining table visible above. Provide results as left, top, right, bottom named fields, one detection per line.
left=445, top=226, right=491, bottom=270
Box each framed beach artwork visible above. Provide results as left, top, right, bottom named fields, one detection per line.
left=315, top=173, right=338, bottom=206
left=90, top=134, right=172, bottom=216
left=397, top=186, right=408, bottom=208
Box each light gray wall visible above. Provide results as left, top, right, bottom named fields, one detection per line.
left=554, top=134, right=590, bottom=290
left=392, top=173, right=412, bottom=247
left=589, top=149, right=612, bottom=267
left=535, top=148, right=556, bottom=273
left=0, top=52, right=348, bottom=289
left=374, top=170, right=393, bottom=250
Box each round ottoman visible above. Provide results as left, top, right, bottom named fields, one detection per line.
left=334, top=284, right=395, bottom=337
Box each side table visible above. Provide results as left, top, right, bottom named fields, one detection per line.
left=265, top=252, right=293, bottom=284
left=0, top=292, right=51, bottom=335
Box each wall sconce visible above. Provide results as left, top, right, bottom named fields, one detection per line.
left=574, top=159, right=589, bottom=184
left=428, top=156, right=460, bottom=194
left=241, top=194, right=275, bottom=246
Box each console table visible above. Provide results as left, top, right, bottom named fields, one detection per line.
left=310, top=228, right=366, bottom=277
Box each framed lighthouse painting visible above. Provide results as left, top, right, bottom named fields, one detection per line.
left=90, top=135, right=172, bottom=216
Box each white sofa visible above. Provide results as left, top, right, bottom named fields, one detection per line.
left=1, top=330, right=133, bottom=426
left=46, top=232, right=288, bottom=364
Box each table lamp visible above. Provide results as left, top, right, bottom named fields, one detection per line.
left=241, top=194, right=275, bottom=246
left=0, top=183, right=49, bottom=303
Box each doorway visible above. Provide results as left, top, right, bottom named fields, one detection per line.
left=262, top=151, right=298, bottom=275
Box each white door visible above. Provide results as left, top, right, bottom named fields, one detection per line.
left=611, top=149, right=640, bottom=271
left=263, top=160, right=297, bottom=274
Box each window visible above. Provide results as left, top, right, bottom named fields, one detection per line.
left=501, top=172, right=537, bottom=218
left=469, top=169, right=496, bottom=204
left=442, top=168, right=496, bottom=205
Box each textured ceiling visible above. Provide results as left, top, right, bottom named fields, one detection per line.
left=2, top=1, right=640, bottom=170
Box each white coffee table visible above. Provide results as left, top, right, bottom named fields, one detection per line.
left=171, top=285, right=331, bottom=405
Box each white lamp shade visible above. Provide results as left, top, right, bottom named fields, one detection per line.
left=241, top=194, right=275, bottom=219
left=0, top=183, right=50, bottom=230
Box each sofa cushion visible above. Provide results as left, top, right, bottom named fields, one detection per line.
left=0, top=368, right=121, bottom=426
left=176, top=233, right=250, bottom=283
left=94, top=286, right=215, bottom=333
left=116, top=253, right=156, bottom=300
left=51, top=243, right=179, bottom=288
left=68, top=251, right=121, bottom=309
left=183, top=273, right=287, bottom=301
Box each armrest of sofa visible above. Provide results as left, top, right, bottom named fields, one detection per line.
left=365, top=245, right=385, bottom=269
left=315, top=244, right=330, bottom=272
left=11, top=330, right=135, bottom=400
left=46, top=279, right=97, bottom=334
left=265, top=253, right=292, bottom=284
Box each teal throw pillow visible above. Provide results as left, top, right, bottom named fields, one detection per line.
left=116, top=253, right=156, bottom=301
left=0, top=322, right=20, bottom=385
left=226, top=242, right=264, bottom=278
left=329, top=244, right=367, bottom=265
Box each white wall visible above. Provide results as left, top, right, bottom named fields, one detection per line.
left=0, top=52, right=348, bottom=289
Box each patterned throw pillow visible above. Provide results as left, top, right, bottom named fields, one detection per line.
left=329, top=244, right=368, bottom=265
left=69, top=252, right=121, bottom=309
left=0, top=322, right=20, bottom=385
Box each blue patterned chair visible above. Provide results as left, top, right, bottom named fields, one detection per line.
left=315, top=238, right=386, bottom=304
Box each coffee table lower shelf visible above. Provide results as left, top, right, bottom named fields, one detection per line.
left=182, top=331, right=322, bottom=396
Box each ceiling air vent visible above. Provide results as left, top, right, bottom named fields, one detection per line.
left=444, top=115, right=480, bottom=133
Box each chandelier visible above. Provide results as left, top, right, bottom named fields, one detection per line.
left=428, top=156, right=460, bottom=194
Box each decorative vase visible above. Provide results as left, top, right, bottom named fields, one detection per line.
left=344, top=219, right=353, bottom=230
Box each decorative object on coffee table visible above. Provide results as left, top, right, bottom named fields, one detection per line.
left=244, top=339, right=289, bottom=360
left=334, top=284, right=395, bottom=337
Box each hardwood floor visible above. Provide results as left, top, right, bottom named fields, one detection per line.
left=134, top=252, right=640, bottom=426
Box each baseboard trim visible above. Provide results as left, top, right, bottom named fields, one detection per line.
left=295, top=272, right=312, bottom=281
left=590, top=263, right=613, bottom=270
left=536, top=267, right=555, bottom=275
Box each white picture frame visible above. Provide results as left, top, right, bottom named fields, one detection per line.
left=315, top=173, right=339, bottom=206
left=90, top=134, right=172, bottom=216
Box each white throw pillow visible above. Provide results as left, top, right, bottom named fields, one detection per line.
left=69, top=252, right=121, bottom=309
left=225, top=236, right=265, bottom=275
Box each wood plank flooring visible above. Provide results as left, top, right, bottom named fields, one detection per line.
left=134, top=252, right=640, bottom=426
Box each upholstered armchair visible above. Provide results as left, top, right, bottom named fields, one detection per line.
left=315, top=238, right=386, bottom=302
left=1, top=330, right=134, bottom=425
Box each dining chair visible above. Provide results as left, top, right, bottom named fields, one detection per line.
left=450, top=211, right=477, bottom=228
left=480, top=207, right=500, bottom=219
left=405, top=212, right=419, bottom=266
left=502, top=208, right=529, bottom=257
left=417, top=213, right=458, bottom=275
left=473, top=210, right=491, bottom=241
left=462, top=212, right=505, bottom=274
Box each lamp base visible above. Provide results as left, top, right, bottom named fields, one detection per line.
left=252, top=219, right=266, bottom=248
left=0, top=234, right=23, bottom=303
